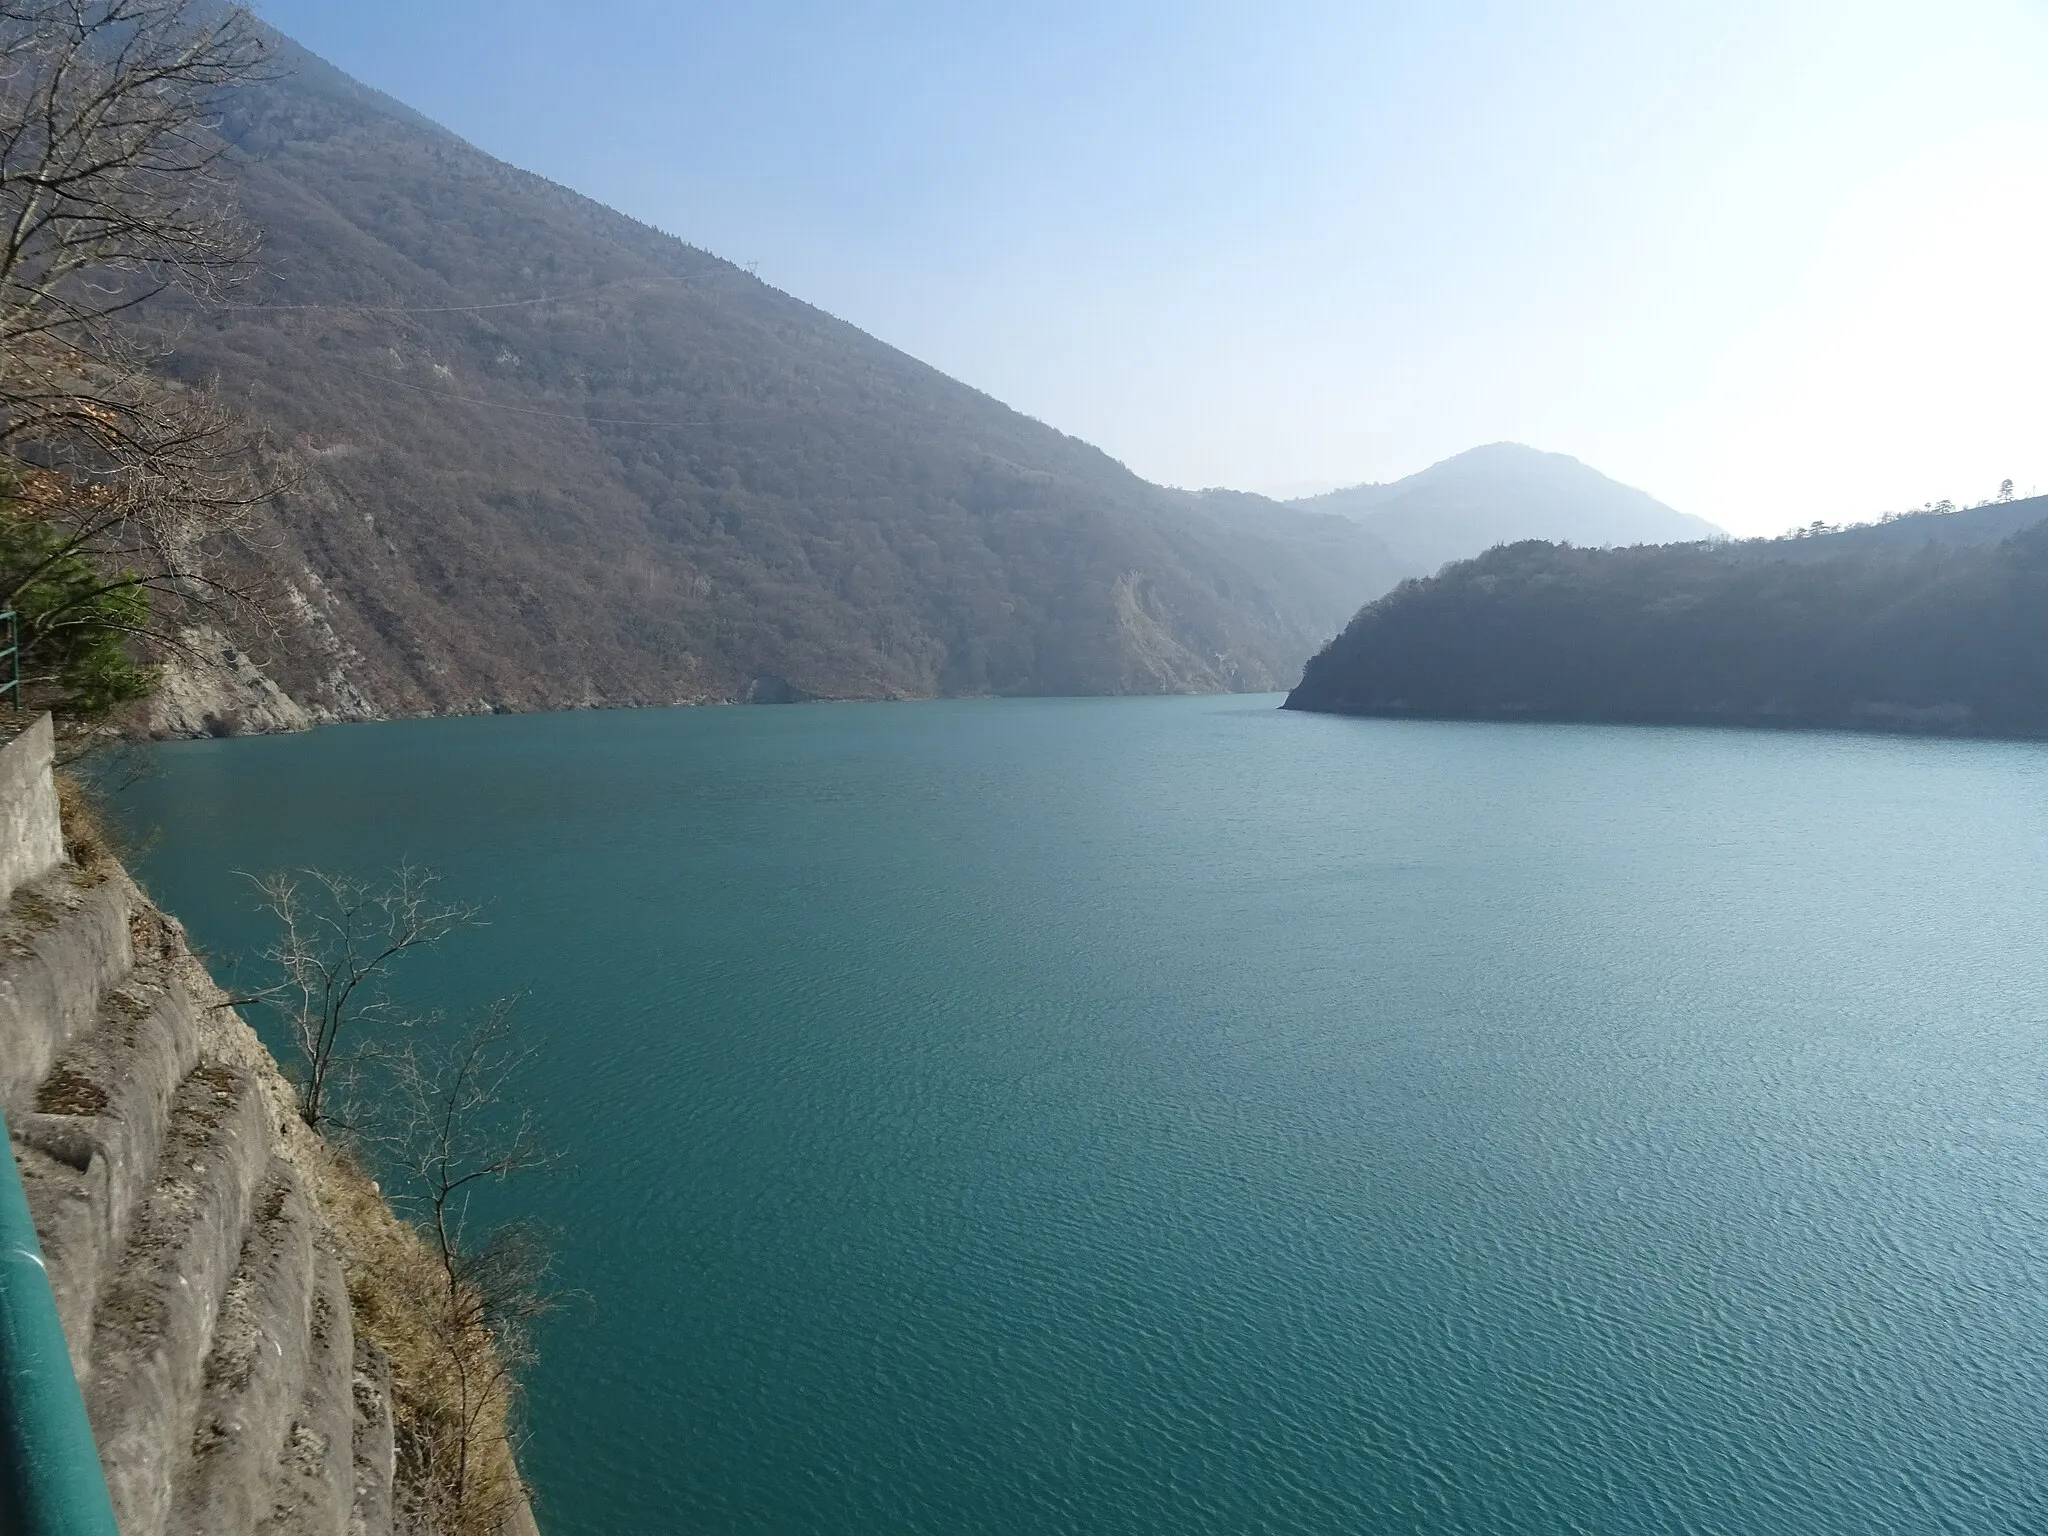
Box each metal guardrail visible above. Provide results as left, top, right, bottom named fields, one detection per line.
left=0, top=609, right=19, bottom=710
left=0, top=1107, right=120, bottom=1535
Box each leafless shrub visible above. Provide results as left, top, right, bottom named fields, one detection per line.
left=235, top=862, right=550, bottom=1534
left=378, top=1002, right=555, bottom=1533
left=239, top=864, right=481, bottom=1130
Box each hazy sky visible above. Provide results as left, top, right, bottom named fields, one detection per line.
left=252, top=0, right=2048, bottom=536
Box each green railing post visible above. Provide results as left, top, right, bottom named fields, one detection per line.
left=0, top=609, right=18, bottom=710
left=0, top=1108, right=119, bottom=1536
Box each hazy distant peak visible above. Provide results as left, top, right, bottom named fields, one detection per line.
left=1287, top=443, right=1720, bottom=575
left=1423, top=440, right=1572, bottom=465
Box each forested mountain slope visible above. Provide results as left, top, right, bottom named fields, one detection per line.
left=151, top=29, right=1404, bottom=725
left=1292, top=444, right=1721, bottom=575
left=1284, top=496, right=2048, bottom=736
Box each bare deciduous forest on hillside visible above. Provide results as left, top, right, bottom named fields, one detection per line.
left=140, top=32, right=1405, bottom=724
left=1287, top=497, right=2048, bottom=735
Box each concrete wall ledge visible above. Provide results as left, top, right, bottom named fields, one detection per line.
left=0, top=715, right=63, bottom=908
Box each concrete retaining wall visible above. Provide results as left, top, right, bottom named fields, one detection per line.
left=0, top=714, right=63, bottom=906
left=1, top=726, right=538, bottom=1534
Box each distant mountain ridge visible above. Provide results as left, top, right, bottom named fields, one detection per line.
left=1284, top=495, right=2048, bottom=736
left=1291, top=445, right=1721, bottom=575
left=140, top=24, right=1410, bottom=729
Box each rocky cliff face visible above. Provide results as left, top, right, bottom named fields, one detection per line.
left=0, top=717, right=535, bottom=1534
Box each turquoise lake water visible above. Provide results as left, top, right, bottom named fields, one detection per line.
left=116, top=695, right=2048, bottom=1534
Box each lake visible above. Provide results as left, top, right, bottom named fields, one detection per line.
left=116, top=695, right=2048, bottom=1534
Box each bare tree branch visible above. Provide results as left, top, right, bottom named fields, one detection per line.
left=380, top=1001, right=557, bottom=1534
left=238, top=863, right=552, bottom=1533
left=240, top=863, right=482, bottom=1129
left=0, top=0, right=289, bottom=719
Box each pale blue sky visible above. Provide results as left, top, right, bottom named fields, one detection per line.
left=252, top=1, right=2048, bottom=533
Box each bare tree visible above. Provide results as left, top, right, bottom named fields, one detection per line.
left=0, top=0, right=285, bottom=710
left=382, top=1002, right=554, bottom=1535
left=242, top=865, right=480, bottom=1130
left=239, top=864, right=551, bottom=1533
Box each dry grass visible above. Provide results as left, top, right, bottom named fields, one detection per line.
left=311, top=1145, right=530, bottom=1535
left=36, top=1062, right=112, bottom=1116
left=55, top=771, right=114, bottom=869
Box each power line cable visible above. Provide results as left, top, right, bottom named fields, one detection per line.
left=229, top=295, right=559, bottom=315
left=223, top=275, right=643, bottom=316
left=319, top=359, right=782, bottom=429
left=222, top=269, right=739, bottom=317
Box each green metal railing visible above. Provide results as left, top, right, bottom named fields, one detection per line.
left=0, top=609, right=19, bottom=710
left=0, top=1107, right=119, bottom=1535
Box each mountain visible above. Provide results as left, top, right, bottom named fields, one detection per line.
left=1290, top=444, right=1722, bottom=576
left=1283, top=496, right=2048, bottom=736
left=141, top=29, right=1406, bottom=729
